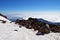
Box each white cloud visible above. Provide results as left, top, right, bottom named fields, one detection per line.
left=1, top=11, right=60, bottom=22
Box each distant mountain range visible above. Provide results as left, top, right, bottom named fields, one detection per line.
left=37, top=18, right=60, bottom=26
left=8, top=17, right=24, bottom=22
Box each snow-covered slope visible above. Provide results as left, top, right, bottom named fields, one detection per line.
left=0, top=21, right=60, bottom=40
left=0, top=16, right=10, bottom=22
left=0, top=14, right=60, bottom=40
left=0, top=17, right=60, bottom=40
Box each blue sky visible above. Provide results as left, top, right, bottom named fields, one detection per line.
left=0, top=0, right=60, bottom=15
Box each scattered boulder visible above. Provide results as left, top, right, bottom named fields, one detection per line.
left=19, top=25, right=22, bottom=28
left=14, top=29, right=18, bottom=31
left=0, top=20, right=6, bottom=23
left=2, top=21, right=6, bottom=23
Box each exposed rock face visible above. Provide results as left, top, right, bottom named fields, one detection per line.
left=15, top=17, right=60, bottom=35
left=2, top=20, right=6, bottom=23
left=0, top=20, right=6, bottom=23
left=49, top=24, right=60, bottom=33
left=0, top=13, right=7, bottom=18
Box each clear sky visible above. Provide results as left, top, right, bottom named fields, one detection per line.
left=0, top=0, right=60, bottom=15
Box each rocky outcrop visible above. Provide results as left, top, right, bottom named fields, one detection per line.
left=0, top=13, right=7, bottom=18
left=15, top=17, right=60, bottom=35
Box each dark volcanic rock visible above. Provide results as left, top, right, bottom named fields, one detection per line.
left=2, top=21, right=6, bottom=23
left=15, top=17, right=60, bottom=35
left=0, top=13, right=7, bottom=18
